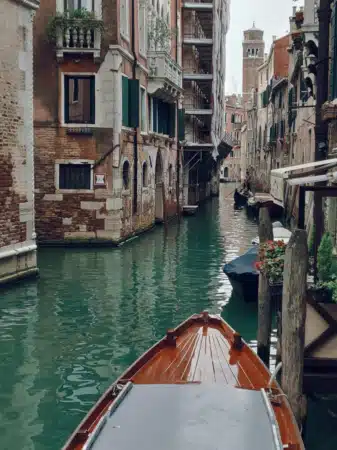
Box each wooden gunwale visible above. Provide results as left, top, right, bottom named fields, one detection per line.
left=62, top=313, right=304, bottom=450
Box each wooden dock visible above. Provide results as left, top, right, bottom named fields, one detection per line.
left=256, top=207, right=337, bottom=430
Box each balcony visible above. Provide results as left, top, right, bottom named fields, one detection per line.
left=147, top=51, right=183, bottom=101
left=183, top=2, right=213, bottom=11
left=50, top=13, right=102, bottom=62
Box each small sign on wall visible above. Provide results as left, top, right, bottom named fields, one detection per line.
left=94, top=174, right=106, bottom=187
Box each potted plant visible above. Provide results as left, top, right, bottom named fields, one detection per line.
left=255, top=240, right=287, bottom=306
left=308, top=232, right=335, bottom=303
left=46, top=8, right=104, bottom=45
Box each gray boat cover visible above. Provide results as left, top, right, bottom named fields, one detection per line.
left=84, top=384, right=283, bottom=450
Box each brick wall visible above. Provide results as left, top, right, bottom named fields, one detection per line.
left=33, top=0, right=180, bottom=245
left=274, top=35, right=290, bottom=78
left=0, top=0, right=38, bottom=282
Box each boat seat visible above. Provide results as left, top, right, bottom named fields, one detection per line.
left=83, top=384, right=283, bottom=450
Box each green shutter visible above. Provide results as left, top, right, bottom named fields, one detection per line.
left=231, top=114, right=235, bottom=123
left=122, top=76, right=129, bottom=127
left=64, top=75, right=70, bottom=123
left=128, top=79, right=140, bottom=128
left=178, top=108, right=185, bottom=141
left=169, top=103, right=176, bottom=138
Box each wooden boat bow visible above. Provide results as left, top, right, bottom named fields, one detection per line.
left=62, top=311, right=304, bottom=450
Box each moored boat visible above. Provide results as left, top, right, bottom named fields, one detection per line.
left=182, top=205, right=199, bottom=216
left=224, top=223, right=292, bottom=302
left=223, top=246, right=259, bottom=302
left=62, top=312, right=304, bottom=450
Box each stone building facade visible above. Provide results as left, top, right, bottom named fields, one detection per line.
left=0, top=0, right=40, bottom=285
left=182, top=0, right=230, bottom=204
left=254, top=34, right=290, bottom=192
left=221, top=94, right=244, bottom=182
left=34, top=0, right=183, bottom=245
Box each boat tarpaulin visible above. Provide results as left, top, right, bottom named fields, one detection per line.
left=84, top=384, right=282, bottom=450
left=223, top=246, right=258, bottom=279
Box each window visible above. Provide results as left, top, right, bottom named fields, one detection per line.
left=139, top=2, right=147, bottom=55
left=142, top=162, right=148, bottom=187
left=150, top=97, right=176, bottom=137
left=168, top=164, right=173, bottom=187
left=140, top=86, right=147, bottom=132
left=59, top=164, right=91, bottom=190
left=64, top=75, right=95, bottom=124
left=120, top=0, right=129, bottom=39
left=122, top=76, right=140, bottom=128
left=64, top=0, right=93, bottom=11
left=122, top=160, right=130, bottom=190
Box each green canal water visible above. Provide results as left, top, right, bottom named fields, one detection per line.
left=0, top=185, right=336, bottom=449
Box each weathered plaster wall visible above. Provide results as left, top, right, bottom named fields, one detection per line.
left=0, top=0, right=39, bottom=284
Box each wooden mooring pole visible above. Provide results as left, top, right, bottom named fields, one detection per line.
left=257, top=207, right=273, bottom=366
left=281, top=229, right=308, bottom=427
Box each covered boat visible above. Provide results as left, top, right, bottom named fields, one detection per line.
left=62, top=312, right=304, bottom=450
left=223, top=246, right=259, bottom=301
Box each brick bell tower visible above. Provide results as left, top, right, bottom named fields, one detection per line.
left=242, top=23, right=265, bottom=106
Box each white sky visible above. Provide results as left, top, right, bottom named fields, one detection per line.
left=225, top=0, right=304, bottom=94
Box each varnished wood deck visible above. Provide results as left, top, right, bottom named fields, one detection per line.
left=132, top=323, right=267, bottom=387
left=63, top=313, right=304, bottom=450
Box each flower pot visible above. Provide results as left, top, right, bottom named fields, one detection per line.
left=307, top=286, right=333, bottom=304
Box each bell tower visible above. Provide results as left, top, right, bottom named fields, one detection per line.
left=242, top=23, right=265, bottom=106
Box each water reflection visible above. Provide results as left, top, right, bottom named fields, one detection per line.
left=0, top=189, right=336, bottom=449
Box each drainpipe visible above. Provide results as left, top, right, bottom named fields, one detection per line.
left=313, top=0, right=331, bottom=281
left=131, top=0, right=138, bottom=215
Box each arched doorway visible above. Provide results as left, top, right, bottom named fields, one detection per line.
left=155, top=151, right=164, bottom=222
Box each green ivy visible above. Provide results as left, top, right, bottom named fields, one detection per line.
left=317, top=232, right=334, bottom=283
left=308, top=224, right=315, bottom=257
left=46, top=8, right=104, bottom=44
left=148, top=16, right=177, bottom=51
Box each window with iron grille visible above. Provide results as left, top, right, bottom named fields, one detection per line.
left=59, top=164, right=91, bottom=190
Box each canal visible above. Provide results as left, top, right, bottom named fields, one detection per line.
left=0, top=184, right=336, bottom=450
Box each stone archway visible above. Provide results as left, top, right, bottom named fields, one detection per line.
left=155, top=151, right=164, bottom=222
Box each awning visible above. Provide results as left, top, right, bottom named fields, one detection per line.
left=270, top=158, right=337, bottom=207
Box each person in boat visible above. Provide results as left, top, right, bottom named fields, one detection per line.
left=245, top=170, right=251, bottom=191
left=234, top=188, right=240, bottom=204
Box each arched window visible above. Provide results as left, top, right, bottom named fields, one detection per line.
left=168, top=164, right=173, bottom=187
left=142, top=162, right=148, bottom=187
left=122, top=160, right=130, bottom=190
left=247, top=48, right=251, bottom=57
